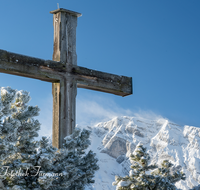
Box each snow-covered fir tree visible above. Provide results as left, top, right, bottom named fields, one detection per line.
left=0, top=87, right=99, bottom=190
left=112, top=143, right=186, bottom=190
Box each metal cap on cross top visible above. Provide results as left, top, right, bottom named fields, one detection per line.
left=50, top=8, right=82, bottom=17
left=0, top=8, right=132, bottom=149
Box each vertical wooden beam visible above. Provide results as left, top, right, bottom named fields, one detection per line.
left=50, top=9, right=81, bottom=148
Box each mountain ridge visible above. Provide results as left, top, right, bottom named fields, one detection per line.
left=80, top=116, right=200, bottom=190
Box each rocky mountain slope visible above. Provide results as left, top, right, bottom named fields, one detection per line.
left=81, top=116, right=200, bottom=190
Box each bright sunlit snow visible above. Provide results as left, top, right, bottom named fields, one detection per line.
left=78, top=116, right=200, bottom=190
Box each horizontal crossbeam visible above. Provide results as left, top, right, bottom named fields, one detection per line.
left=0, top=49, right=64, bottom=82
left=0, top=49, right=132, bottom=96
left=73, top=66, right=132, bottom=96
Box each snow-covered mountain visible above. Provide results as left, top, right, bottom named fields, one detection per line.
left=79, top=116, right=200, bottom=190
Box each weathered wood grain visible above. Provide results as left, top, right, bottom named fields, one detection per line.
left=0, top=49, right=63, bottom=82
left=51, top=10, right=78, bottom=148
left=73, top=65, right=132, bottom=96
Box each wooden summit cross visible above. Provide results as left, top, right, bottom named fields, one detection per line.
left=0, top=8, right=132, bottom=148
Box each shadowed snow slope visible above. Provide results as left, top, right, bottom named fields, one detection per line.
left=80, top=116, right=200, bottom=190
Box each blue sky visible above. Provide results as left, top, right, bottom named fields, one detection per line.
left=0, top=1, right=200, bottom=136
